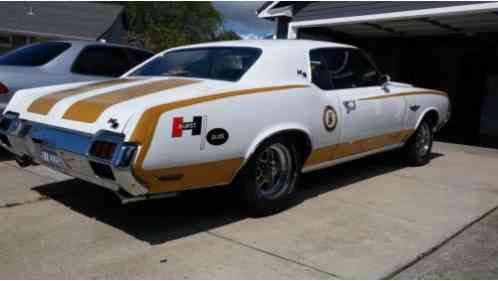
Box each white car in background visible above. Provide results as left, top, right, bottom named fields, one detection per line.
left=0, top=40, right=153, bottom=112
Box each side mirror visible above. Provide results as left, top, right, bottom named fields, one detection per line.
left=379, top=74, right=391, bottom=84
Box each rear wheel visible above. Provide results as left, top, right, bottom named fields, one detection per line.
left=404, top=119, right=433, bottom=166
left=241, top=137, right=301, bottom=216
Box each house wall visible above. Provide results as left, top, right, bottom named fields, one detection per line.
left=0, top=13, right=127, bottom=55
left=276, top=17, right=290, bottom=39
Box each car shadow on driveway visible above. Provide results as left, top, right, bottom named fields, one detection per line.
left=32, top=151, right=443, bottom=245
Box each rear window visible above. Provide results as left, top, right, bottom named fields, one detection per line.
left=130, top=47, right=262, bottom=82
left=0, top=42, right=71, bottom=66
left=72, top=46, right=135, bottom=77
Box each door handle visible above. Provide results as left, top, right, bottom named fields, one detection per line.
left=343, top=100, right=356, bottom=114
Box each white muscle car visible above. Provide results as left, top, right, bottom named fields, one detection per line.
left=0, top=40, right=450, bottom=215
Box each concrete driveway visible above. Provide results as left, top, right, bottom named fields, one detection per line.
left=1, top=142, right=498, bottom=279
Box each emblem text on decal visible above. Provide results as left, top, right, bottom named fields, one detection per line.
left=323, top=106, right=338, bottom=132
left=107, top=118, right=119, bottom=129
left=297, top=69, right=307, bottom=78
left=206, top=128, right=229, bottom=146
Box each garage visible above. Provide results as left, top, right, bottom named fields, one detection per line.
left=258, top=1, right=498, bottom=148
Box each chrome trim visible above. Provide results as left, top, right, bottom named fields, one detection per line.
left=343, top=100, right=356, bottom=114
left=1, top=118, right=148, bottom=196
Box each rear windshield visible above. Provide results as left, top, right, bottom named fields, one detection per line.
left=0, top=42, right=71, bottom=66
left=130, top=47, right=262, bottom=82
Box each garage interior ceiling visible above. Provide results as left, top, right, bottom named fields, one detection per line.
left=328, top=12, right=498, bottom=37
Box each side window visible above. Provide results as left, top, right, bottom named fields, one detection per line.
left=72, top=46, right=132, bottom=77
left=131, top=51, right=211, bottom=77
left=309, top=50, right=333, bottom=90
left=322, top=49, right=381, bottom=89
left=162, top=49, right=211, bottom=77
left=210, top=48, right=259, bottom=81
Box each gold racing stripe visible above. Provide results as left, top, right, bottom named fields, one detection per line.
left=27, top=79, right=137, bottom=115
left=128, top=84, right=309, bottom=193
left=138, top=157, right=244, bottom=193
left=135, top=128, right=413, bottom=193
left=63, top=79, right=199, bottom=123
left=129, top=87, right=438, bottom=192
left=304, top=129, right=415, bottom=167
left=358, top=90, right=448, bottom=101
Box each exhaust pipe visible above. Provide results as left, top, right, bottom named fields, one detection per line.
left=116, top=189, right=177, bottom=204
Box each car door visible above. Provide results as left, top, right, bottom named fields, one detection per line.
left=305, top=49, right=342, bottom=167
left=319, top=48, right=406, bottom=144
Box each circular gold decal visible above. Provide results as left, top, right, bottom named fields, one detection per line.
left=323, top=106, right=337, bottom=132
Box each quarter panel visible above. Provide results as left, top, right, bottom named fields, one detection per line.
left=141, top=87, right=314, bottom=169
left=132, top=85, right=320, bottom=193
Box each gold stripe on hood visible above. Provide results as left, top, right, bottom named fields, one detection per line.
left=27, top=79, right=136, bottom=115
left=63, top=79, right=199, bottom=123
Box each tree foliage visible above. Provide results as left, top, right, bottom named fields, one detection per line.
left=121, top=2, right=240, bottom=52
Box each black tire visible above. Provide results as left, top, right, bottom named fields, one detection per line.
left=403, top=119, right=433, bottom=166
left=241, top=136, right=302, bottom=216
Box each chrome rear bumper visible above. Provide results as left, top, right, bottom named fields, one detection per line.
left=0, top=112, right=148, bottom=197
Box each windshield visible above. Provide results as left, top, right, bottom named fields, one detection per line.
left=0, top=42, right=71, bottom=66
left=130, top=47, right=262, bottom=82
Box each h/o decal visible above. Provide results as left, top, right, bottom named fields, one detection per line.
left=171, top=116, right=203, bottom=138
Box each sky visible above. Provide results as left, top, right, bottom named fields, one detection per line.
left=212, top=1, right=275, bottom=39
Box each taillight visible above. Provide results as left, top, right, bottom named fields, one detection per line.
left=89, top=141, right=117, bottom=160
left=0, top=83, right=9, bottom=94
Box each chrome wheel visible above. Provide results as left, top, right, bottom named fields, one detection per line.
left=416, top=122, right=431, bottom=156
left=255, top=143, right=293, bottom=200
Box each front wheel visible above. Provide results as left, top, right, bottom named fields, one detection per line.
left=241, top=137, right=301, bottom=216
left=403, top=119, right=433, bottom=166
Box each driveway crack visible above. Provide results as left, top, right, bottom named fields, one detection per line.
left=384, top=204, right=498, bottom=279
left=203, top=229, right=342, bottom=279
left=0, top=196, right=49, bottom=209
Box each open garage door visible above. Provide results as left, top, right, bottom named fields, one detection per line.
left=293, top=7, right=498, bottom=148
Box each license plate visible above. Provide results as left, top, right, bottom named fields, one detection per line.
left=40, top=150, right=65, bottom=169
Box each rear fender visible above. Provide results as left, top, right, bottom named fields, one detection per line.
left=242, top=123, right=312, bottom=168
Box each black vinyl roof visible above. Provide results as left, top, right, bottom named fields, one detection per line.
left=0, top=2, right=125, bottom=40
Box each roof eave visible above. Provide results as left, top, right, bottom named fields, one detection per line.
left=257, top=1, right=293, bottom=19
left=0, top=27, right=94, bottom=41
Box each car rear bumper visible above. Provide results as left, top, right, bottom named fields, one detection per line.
left=0, top=112, right=148, bottom=197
